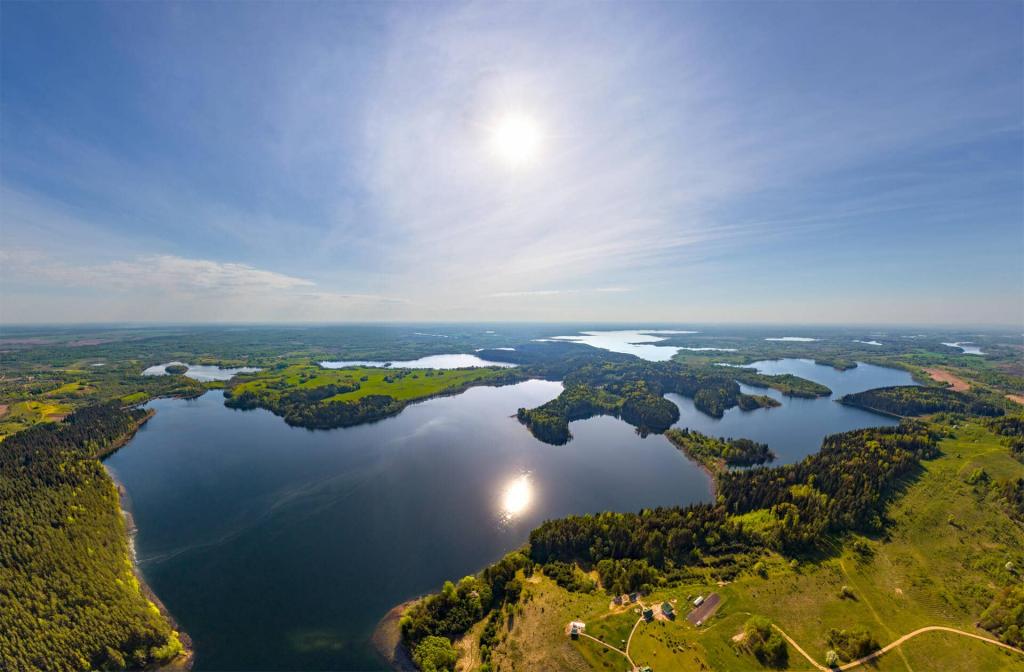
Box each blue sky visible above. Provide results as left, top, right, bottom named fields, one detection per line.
left=1, top=1, right=1021, bottom=325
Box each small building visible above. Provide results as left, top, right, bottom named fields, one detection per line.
left=693, top=595, right=704, bottom=607
left=639, top=667, right=653, bottom=672
left=629, top=592, right=639, bottom=603
left=569, top=625, right=579, bottom=640
left=661, top=601, right=674, bottom=618
left=613, top=595, right=623, bottom=606
left=643, top=608, right=654, bottom=622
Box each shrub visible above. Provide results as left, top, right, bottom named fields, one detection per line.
left=412, top=636, right=458, bottom=672
left=743, top=616, right=788, bottom=667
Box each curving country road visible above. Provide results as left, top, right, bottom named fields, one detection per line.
left=773, top=623, right=1024, bottom=671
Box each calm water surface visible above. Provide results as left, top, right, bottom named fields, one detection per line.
left=667, top=358, right=917, bottom=463
left=105, top=381, right=711, bottom=670
left=142, top=362, right=262, bottom=381
left=319, top=354, right=516, bottom=369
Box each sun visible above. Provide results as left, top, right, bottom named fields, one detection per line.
left=489, top=113, right=542, bottom=167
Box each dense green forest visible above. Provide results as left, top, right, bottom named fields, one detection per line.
left=665, top=428, right=775, bottom=471
left=840, top=385, right=1005, bottom=417
left=0, top=404, right=184, bottom=671
left=515, top=361, right=793, bottom=444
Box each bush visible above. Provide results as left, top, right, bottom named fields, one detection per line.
left=412, top=636, right=458, bottom=672
left=743, top=616, right=788, bottom=667
left=826, top=627, right=879, bottom=661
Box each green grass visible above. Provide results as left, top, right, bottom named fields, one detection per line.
left=0, top=399, right=73, bottom=440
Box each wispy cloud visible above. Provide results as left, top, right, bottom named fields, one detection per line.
left=489, top=287, right=631, bottom=298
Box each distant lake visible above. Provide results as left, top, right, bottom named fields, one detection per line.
left=319, top=354, right=516, bottom=369
left=667, top=358, right=917, bottom=463
left=942, top=342, right=985, bottom=355
left=541, top=329, right=700, bottom=361
left=105, top=382, right=711, bottom=670
left=142, top=362, right=262, bottom=382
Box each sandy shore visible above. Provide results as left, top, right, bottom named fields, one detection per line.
left=103, top=411, right=195, bottom=670
left=370, top=600, right=420, bottom=671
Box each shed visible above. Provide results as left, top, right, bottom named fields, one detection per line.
left=643, top=608, right=654, bottom=621
left=661, top=601, right=674, bottom=617
left=693, top=595, right=704, bottom=607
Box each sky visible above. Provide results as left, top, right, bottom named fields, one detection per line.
left=1, top=1, right=1021, bottom=326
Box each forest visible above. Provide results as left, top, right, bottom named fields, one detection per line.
left=840, top=385, right=1005, bottom=417
left=664, top=428, right=775, bottom=471
left=515, top=360, right=794, bottom=444
left=0, top=404, right=183, bottom=671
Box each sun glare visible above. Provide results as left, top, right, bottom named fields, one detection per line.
left=489, top=113, right=542, bottom=167
left=500, top=473, right=533, bottom=518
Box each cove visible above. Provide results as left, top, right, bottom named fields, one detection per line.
left=104, top=381, right=712, bottom=670
left=667, top=358, right=917, bottom=463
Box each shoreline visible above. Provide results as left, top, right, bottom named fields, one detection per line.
left=370, top=599, right=420, bottom=671
left=102, top=410, right=195, bottom=670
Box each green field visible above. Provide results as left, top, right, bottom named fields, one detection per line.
left=456, top=420, right=1024, bottom=671
left=229, top=362, right=516, bottom=403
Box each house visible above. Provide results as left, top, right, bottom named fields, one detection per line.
left=629, top=592, right=639, bottom=603
left=661, top=601, right=674, bottom=618
left=693, top=595, right=704, bottom=607
left=643, top=608, right=654, bottom=621
left=613, top=595, right=623, bottom=605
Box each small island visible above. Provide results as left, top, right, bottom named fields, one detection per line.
left=164, top=364, right=189, bottom=375
left=665, top=427, right=775, bottom=472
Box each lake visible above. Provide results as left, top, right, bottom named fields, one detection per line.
left=541, top=329, right=700, bottom=361
left=319, top=354, right=517, bottom=369
left=667, top=358, right=917, bottom=463
left=143, top=361, right=262, bottom=382
left=105, top=381, right=712, bottom=670
left=105, top=358, right=910, bottom=669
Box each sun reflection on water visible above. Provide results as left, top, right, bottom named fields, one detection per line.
left=500, top=473, right=533, bottom=521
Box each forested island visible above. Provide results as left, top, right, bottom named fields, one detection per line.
left=515, top=360, right=794, bottom=444
left=665, top=427, right=775, bottom=472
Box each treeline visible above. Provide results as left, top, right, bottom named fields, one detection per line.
left=516, top=361, right=791, bottom=444
left=665, top=428, right=774, bottom=471
left=531, top=422, right=937, bottom=564
left=226, top=389, right=405, bottom=429
left=0, top=404, right=184, bottom=671
left=718, top=423, right=939, bottom=550
left=840, top=385, right=1004, bottom=417
left=989, top=415, right=1024, bottom=462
